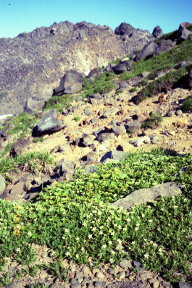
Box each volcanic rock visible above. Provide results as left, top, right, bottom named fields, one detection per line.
left=112, top=182, right=182, bottom=209
left=32, top=109, right=63, bottom=137
left=152, top=26, right=163, bottom=38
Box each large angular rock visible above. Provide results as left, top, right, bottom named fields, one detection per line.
left=180, top=28, right=192, bottom=40
left=153, top=39, right=174, bottom=56
left=135, top=42, right=158, bottom=61
left=111, top=182, right=182, bottom=210
left=10, top=138, right=31, bottom=157
left=152, top=26, right=163, bottom=38
left=115, top=23, right=134, bottom=36
left=0, top=174, right=5, bottom=194
left=53, top=70, right=84, bottom=95
left=25, top=97, right=45, bottom=113
left=100, top=150, right=127, bottom=163
left=112, top=61, right=132, bottom=74
left=32, top=109, right=63, bottom=137
left=97, top=132, right=115, bottom=143
left=112, top=125, right=127, bottom=136
left=125, top=121, right=142, bottom=134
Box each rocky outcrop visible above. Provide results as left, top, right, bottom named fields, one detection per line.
left=112, top=182, right=182, bottom=210
left=0, top=21, right=152, bottom=116
left=53, top=70, right=85, bottom=96
left=112, top=61, right=132, bottom=74
left=152, top=26, right=163, bottom=38
left=135, top=41, right=158, bottom=61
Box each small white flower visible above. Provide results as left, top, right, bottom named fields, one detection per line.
left=117, top=239, right=122, bottom=244
left=144, top=253, right=149, bottom=259
left=102, top=244, right=107, bottom=249
left=88, top=234, right=93, bottom=239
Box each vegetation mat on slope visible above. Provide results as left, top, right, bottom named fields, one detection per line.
left=120, top=39, right=192, bottom=81
left=0, top=149, right=192, bottom=283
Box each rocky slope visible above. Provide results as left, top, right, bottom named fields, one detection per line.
left=0, top=23, right=192, bottom=288
left=0, top=21, right=152, bottom=116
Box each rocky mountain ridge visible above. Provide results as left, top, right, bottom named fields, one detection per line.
left=0, top=21, right=152, bottom=116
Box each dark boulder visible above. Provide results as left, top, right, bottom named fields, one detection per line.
left=135, top=42, right=158, bottom=61
left=115, top=23, right=134, bottom=36
left=153, top=39, right=174, bottom=56
left=32, top=109, right=63, bottom=137
left=152, top=26, right=163, bottom=38
left=88, top=68, right=100, bottom=80
left=53, top=70, right=84, bottom=96
left=112, top=61, right=132, bottom=74
left=10, top=138, right=32, bottom=157
left=103, top=64, right=114, bottom=73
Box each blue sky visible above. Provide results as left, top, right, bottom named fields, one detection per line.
left=0, top=0, right=192, bottom=38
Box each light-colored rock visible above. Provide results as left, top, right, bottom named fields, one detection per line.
left=0, top=174, right=6, bottom=194
left=111, top=182, right=182, bottom=210
left=100, top=150, right=127, bottom=163
left=119, top=259, right=132, bottom=269
left=103, top=108, right=119, bottom=118
left=32, top=109, right=63, bottom=137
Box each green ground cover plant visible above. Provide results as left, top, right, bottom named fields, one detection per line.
left=0, top=112, right=37, bottom=158
left=81, top=72, right=116, bottom=96
left=0, top=149, right=191, bottom=284
left=180, top=96, right=192, bottom=113
left=142, top=112, right=163, bottom=129
left=43, top=95, right=73, bottom=112
left=0, top=152, right=53, bottom=177
left=133, top=67, right=187, bottom=104
left=6, top=112, right=37, bottom=138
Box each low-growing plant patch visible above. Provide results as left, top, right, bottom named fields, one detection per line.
left=180, top=96, right=192, bottom=113
left=0, top=149, right=191, bottom=283
left=120, top=39, right=192, bottom=82
left=73, top=116, right=81, bottom=122
left=142, top=112, right=163, bottom=129
left=82, top=72, right=116, bottom=96
left=0, top=152, right=53, bottom=176
left=7, top=112, right=37, bottom=139
left=133, top=68, right=187, bottom=104
left=44, top=95, right=72, bottom=112
left=129, top=87, right=137, bottom=93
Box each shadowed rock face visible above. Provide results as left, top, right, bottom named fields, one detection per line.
left=0, top=21, right=152, bottom=116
